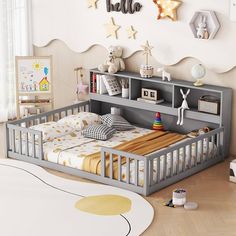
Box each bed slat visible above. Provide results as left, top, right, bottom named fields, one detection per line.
left=25, top=132, right=29, bottom=156
left=163, top=154, right=167, bottom=180
left=206, top=138, right=209, bottom=161
left=182, top=147, right=186, bottom=171
left=118, top=155, right=122, bottom=181
left=135, top=160, right=139, bottom=186
left=149, top=160, right=153, bottom=185
left=170, top=152, right=173, bottom=177
left=126, top=157, right=130, bottom=184
left=109, top=153, right=113, bottom=179
left=176, top=149, right=180, bottom=175
left=18, top=131, right=22, bottom=155
left=101, top=151, right=106, bottom=177
left=194, top=142, right=197, bottom=166
left=31, top=134, right=36, bottom=158
left=157, top=157, right=160, bottom=183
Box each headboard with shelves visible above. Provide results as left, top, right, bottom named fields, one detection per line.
left=89, top=69, right=232, bottom=158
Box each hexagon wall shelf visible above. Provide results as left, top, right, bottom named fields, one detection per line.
left=189, top=10, right=220, bottom=40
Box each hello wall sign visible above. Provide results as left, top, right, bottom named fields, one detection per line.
left=106, top=0, right=143, bottom=14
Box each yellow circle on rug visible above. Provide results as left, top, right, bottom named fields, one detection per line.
left=75, top=195, right=132, bottom=216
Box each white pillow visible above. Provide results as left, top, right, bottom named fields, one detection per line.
left=58, top=112, right=101, bottom=131
left=30, top=122, right=75, bottom=142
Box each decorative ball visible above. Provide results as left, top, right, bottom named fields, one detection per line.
left=191, top=64, right=206, bottom=79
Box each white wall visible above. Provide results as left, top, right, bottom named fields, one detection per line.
left=32, top=0, right=236, bottom=73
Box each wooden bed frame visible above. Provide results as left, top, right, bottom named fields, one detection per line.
left=5, top=70, right=232, bottom=196
left=5, top=101, right=225, bottom=196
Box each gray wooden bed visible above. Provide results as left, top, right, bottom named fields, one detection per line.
left=5, top=70, right=232, bottom=196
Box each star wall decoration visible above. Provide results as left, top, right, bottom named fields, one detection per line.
left=87, top=0, right=99, bottom=9
left=153, top=0, right=182, bottom=21
left=141, top=41, right=154, bottom=65
left=104, top=17, right=121, bottom=39
left=127, top=26, right=137, bottom=39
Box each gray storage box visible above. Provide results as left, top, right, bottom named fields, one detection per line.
left=198, top=95, right=220, bottom=115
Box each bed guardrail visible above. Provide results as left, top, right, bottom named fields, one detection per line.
left=6, top=101, right=90, bottom=159
left=100, top=127, right=224, bottom=196
left=8, top=101, right=90, bottom=127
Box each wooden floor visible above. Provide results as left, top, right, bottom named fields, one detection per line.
left=46, top=159, right=236, bottom=236
left=1, top=125, right=236, bottom=236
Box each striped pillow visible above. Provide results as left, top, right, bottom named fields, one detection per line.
left=82, top=124, right=116, bottom=141
left=101, top=114, right=134, bottom=131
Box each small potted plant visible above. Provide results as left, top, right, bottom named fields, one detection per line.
left=140, top=41, right=154, bottom=78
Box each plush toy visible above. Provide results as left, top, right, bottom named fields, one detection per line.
left=98, top=46, right=125, bottom=74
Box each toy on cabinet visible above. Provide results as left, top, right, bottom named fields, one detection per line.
left=177, top=89, right=190, bottom=126
left=191, top=64, right=206, bottom=87
left=157, top=68, right=172, bottom=82
left=153, top=112, right=164, bottom=131
left=140, top=41, right=154, bottom=78
left=98, top=46, right=125, bottom=74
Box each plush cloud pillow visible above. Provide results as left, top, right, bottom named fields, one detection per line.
left=101, top=114, right=134, bottom=131
left=30, top=122, right=75, bottom=142
left=58, top=112, right=101, bottom=131
left=82, top=124, right=116, bottom=141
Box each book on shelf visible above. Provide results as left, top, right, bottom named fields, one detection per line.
left=92, top=73, right=97, bottom=93
left=91, top=73, right=108, bottom=95
left=137, top=97, right=164, bottom=104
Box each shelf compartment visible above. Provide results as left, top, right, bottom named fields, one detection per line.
left=174, top=85, right=221, bottom=111
left=89, top=93, right=175, bottom=115
left=130, top=78, right=173, bottom=104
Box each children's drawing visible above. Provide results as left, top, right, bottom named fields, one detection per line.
left=39, top=77, right=49, bottom=91
left=17, top=57, right=52, bottom=93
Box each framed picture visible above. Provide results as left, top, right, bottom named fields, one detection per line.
left=15, top=56, right=54, bottom=118
left=141, top=88, right=160, bottom=101
left=16, top=56, right=53, bottom=94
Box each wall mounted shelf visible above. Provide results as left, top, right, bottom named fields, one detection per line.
left=189, top=10, right=220, bottom=40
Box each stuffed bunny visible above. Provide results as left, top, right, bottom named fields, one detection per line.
left=196, top=16, right=209, bottom=39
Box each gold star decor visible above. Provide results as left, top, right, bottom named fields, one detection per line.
left=104, top=17, right=120, bottom=39
left=153, top=0, right=182, bottom=21
left=87, top=0, right=99, bottom=9
left=127, top=26, right=137, bottom=39
left=141, top=41, right=154, bottom=65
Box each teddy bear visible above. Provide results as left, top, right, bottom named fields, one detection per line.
left=98, top=46, right=125, bottom=74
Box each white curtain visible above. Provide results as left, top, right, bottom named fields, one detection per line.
left=0, top=0, right=32, bottom=122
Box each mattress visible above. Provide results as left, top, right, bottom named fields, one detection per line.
left=15, top=126, right=216, bottom=185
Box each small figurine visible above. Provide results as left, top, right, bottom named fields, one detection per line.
left=140, top=41, right=154, bottom=78
left=153, top=112, right=164, bottom=131
left=196, top=15, right=209, bottom=39
left=157, top=68, right=171, bottom=82
left=177, top=89, right=190, bottom=126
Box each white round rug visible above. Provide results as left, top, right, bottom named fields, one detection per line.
left=0, top=159, right=154, bottom=236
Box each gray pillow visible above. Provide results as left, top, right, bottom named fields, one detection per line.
left=101, top=114, right=134, bottom=131
left=82, top=124, right=116, bottom=141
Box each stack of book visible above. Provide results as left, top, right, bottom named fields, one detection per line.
left=137, top=97, right=164, bottom=104
left=91, top=73, right=108, bottom=95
